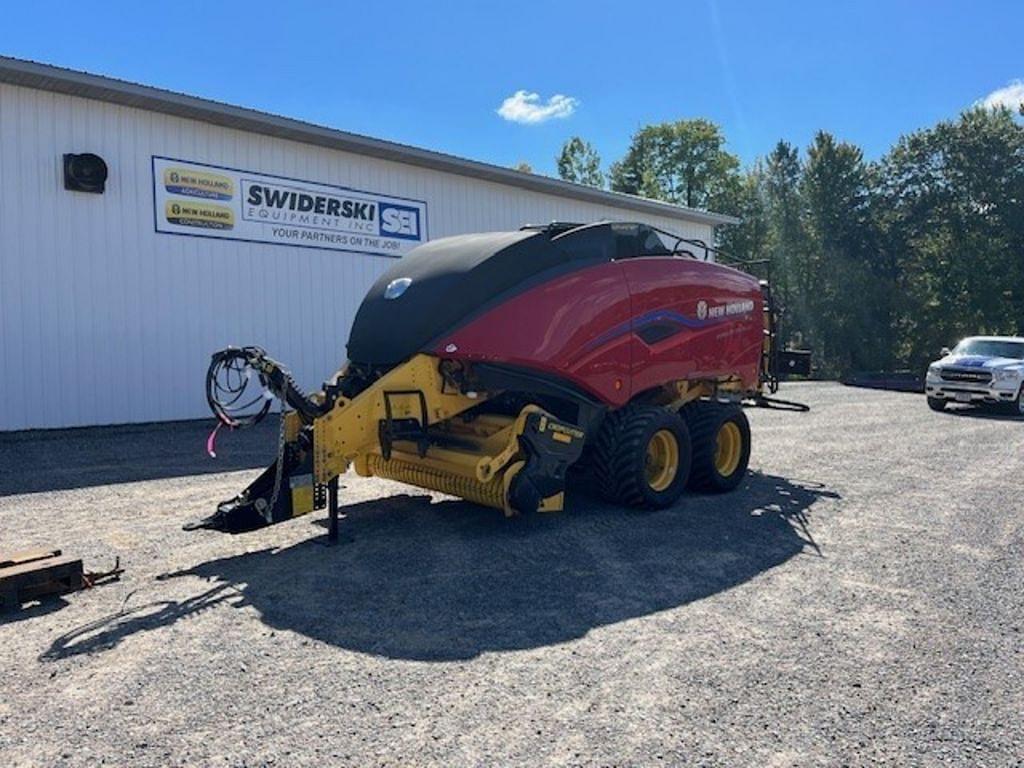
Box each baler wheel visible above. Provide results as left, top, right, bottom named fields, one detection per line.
left=681, top=402, right=751, bottom=492
left=593, top=405, right=692, bottom=508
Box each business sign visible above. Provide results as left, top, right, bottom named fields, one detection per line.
left=152, top=157, right=428, bottom=257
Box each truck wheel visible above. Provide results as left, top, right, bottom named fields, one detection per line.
left=593, top=405, right=692, bottom=509
left=1011, top=386, right=1024, bottom=416
left=927, top=396, right=947, bottom=412
left=681, top=402, right=751, bottom=493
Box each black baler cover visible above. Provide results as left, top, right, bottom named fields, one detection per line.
left=346, top=227, right=618, bottom=366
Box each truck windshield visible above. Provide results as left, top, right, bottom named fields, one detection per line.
left=953, top=339, right=1024, bottom=359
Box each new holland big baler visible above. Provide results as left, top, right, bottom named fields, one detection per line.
left=192, top=222, right=807, bottom=538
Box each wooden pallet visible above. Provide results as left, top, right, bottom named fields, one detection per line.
left=0, top=549, right=83, bottom=611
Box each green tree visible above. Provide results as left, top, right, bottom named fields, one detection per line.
left=609, top=119, right=740, bottom=209
left=557, top=137, right=604, bottom=187
left=715, top=162, right=768, bottom=264
left=603, top=109, right=1024, bottom=378
left=513, top=161, right=533, bottom=173
left=876, top=106, right=1024, bottom=368
left=763, top=142, right=805, bottom=298
left=799, top=131, right=880, bottom=374
left=759, top=141, right=812, bottom=353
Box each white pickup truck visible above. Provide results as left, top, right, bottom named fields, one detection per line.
left=925, top=336, right=1024, bottom=414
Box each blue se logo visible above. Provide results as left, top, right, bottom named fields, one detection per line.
left=380, top=203, right=421, bottom=240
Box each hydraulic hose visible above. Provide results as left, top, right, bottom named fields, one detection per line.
left=206, top=346, right=326, bottom=427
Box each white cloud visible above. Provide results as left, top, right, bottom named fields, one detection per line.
left=497, top=90, right=578, bottom=124
left=978, top=80, right=1024, bottom=111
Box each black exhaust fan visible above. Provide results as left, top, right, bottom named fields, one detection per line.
left=63, top=153, right=108, bottom=193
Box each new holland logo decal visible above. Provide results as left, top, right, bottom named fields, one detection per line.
left=165, top=200, right=235, bottom=230
left=163, top=168, right=235, bottom=201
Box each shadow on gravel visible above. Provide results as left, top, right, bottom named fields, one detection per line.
left=42, top=472, right=838, bottom=662
left=939, top=406, right=1023, bottom=422
left=0, top=596, right=70, bottom=626
left=39, top=586, right=236, bottom=660
left=0, top=420, right=277, bottom=496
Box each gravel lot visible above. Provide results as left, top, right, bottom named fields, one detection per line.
left=1, top=383, right=1022, bottom=767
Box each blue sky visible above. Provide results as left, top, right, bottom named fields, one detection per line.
left=2, top=1, right=1021, bottom=176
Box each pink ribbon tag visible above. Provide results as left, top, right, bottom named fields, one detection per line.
left=206, top=422, right=223, bottom=458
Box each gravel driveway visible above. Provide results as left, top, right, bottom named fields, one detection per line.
left=1, top=383, right=1021, bottom=767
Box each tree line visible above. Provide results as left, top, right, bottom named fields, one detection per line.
left=556, top=107, right=1024, bottom=377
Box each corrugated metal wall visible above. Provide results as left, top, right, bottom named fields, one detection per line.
left=0, top=82, right=715, bottom=430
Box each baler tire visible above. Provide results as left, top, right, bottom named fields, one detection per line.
left=681, top=401, right=751, bottom=493
left=592, top=405, right=692, bottom=509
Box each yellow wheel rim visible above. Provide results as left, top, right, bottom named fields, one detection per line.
left=645, top=429, right=679, bottom=492
left=714, top=421, right=743, bottom=477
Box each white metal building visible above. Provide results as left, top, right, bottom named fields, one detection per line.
left=0, top=57, right=736, bottom=431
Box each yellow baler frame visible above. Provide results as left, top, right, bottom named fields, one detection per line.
left=308, top=354, right=567, bottom=514
left=311, top=354, right=485, bottom=481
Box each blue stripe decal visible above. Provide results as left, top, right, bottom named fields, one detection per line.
left=584, top=309, right=721, bottom=351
